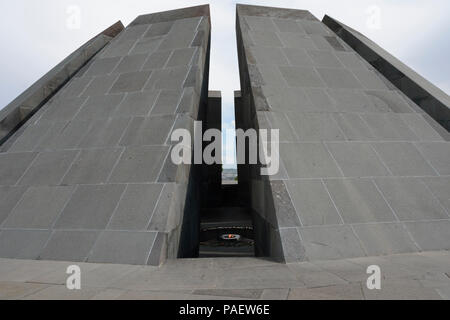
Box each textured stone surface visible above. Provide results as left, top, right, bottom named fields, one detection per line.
left=0, top=5, right=211, bottom=266
left=0, top=6, right=210, bottom=268
left=236, top=4, right=450, bottom=263
left=1, top=250, right=450, bottom=299
left=323, top=14, right=450, bottom=131
left=0, top=21, right=124, bottom=145
left=0, top=3, right=448, bottom=269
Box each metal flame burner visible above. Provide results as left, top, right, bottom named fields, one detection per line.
left=220, top=234, right=242, bottom=241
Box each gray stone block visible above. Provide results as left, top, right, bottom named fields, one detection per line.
left=118, top=24, right=149, bottom=40
left=108, top=184, right=163, bottom=231
left=299, top=225, right=366, bottom=260
left=279, top=66, right=325, bottom=87
left=42, top=120, right=91, bottom=150
left=273, top=18, right=305, bottom=33
left=85, top=57, right=121, bottom=76
left=252, top=47, right=289, bottom=66
left=245, top=16, right=277, bottom=31
left=323, top=36, right=348, bottom=51
left=144, top=66, right=190, bottom=90
left=108, top=146, right=169, bottom=183
left=325, top=178, right=395, bottom=223
left=250, top=30, right=283, bottom=47
left=147, top=232, right=166, bottom=266
left=151, top=90, right=183, bottom=115
left=421, top=177, right=450, bottom=213
left=280, top=143, right=342, bottom=178
left=364, top=90, right=414, bottom=113
left=303, top=88, right=337, bottom=112
left=351, top=68, right=388, bottom=90
left=183, top=65, right=202, bottom=89
left=289, top=261, right=348, bottom=287
left=4, top=186, right=73, bottom=229
left=400, top=114, right=444, bottom=141
left=27, top=123, right=68, bottom=150
left=113, top=90, right=159, bottom=117
left=144, top=21, right=173, bottom=38
left=286, top=180, right=342, bottom=226
left=335, top=52, right=365, bottom=69
left=270, top=181, right=301, bottom=228
left=300, top=21, right=331, bottom=35
left=109, top=71, right=152, bottom=93
left=147, top=183, right=175, bottom=232
left=119, top=115, right=175, bottom=146
left=372, top=142, right=436, bottom=176
left=327, top=89, right=383, bottom=113
left=362, top=114, right=419, bottom=140
left=158, top=18, right=200, bottom=50
left=288, top=113, right=345, bottom=141
left=54, top=184, right=126, bottom=230
left=62, top=148, right=123, bottom=185
left=39, top=97, right=88, bottom=122
left=374, top=177, right=448, bottom=221
left=0, top=230, right=51, bottom=259
left=113, top=54, right=148, bottom=74
left=130, top=37, right=162, bottom=55
left=78, top=117, right=131, bottom=148
left=74, top=94, right=125, bottom=120
left=8, top=123, right=52, bottom=153
left=362, top=278, right=442, bottom=300
left=416, top=142, right=450, bottom=175
left=264, top=112, right=297, bottom=141
left=0, top=186, right=28, bottom=225
left=278, top=33, right=317, bottom=49
left=166, top=48, right=196, bottom=67
left=316, top=68, right=362, bottom=89
left=307, top=50, right=343, bottom=68
left=102, top=39, right=137, bottom=58
left=193, top=288, right=263, bottom=299
left=352, top=223, right=419, bottom=256
left=283, top=48, right=314, bottom=67
left=0, top=282, right=49, bottom=300
left=279, top=228, right=305, bottom=262
left=326, top=142, right=390, bottom=177
left=262, top=86, right=316, bottom=112
left=142, top=50, right=172, bottom=70
left=332, top=113, right=376, bottom=141
left=18, top=150, right=78, bottom=186
left=288, top=284, right=364, bottom=300
left=256, top=64, right=284, bottom=86
left=60, top=77, right=92, bottom=98
left=39, top=231, right=100, bottom=262
left=88, top=231, right=157, bottom=265
left=81, top=74, right=118, bottom=97
left=405, top=220, right=450, bottom=251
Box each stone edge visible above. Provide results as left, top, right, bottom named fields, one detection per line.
left=323, top=15, right=450, bottom=134
left=129, top=5, right=210, bottom=27
left=0, top=21, right=125, bottom=146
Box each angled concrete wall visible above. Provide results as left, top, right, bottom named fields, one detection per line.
left=236, top=4, right=450, bottom=263
left=0, top=5, right=211, bottom=266
left=0, top=21, right=124, bottom=147
left=323, top=15, right=450, bottom=135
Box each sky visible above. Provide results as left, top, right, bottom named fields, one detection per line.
left=0, top=0, right=448, bottom=168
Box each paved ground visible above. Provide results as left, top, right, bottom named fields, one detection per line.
left=1, top=250, right=449, bottom=300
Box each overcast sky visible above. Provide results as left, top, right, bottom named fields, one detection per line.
left=0, top=0, right=448, bottom=167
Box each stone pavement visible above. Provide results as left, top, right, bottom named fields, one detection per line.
left=1, top=250, right=449, bottom=300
